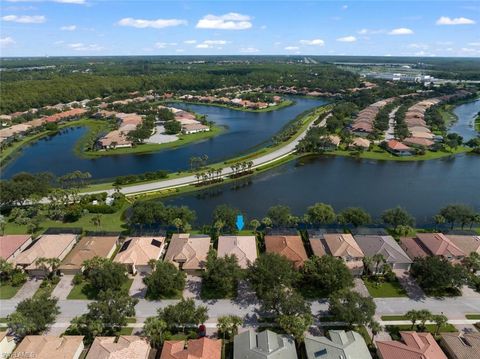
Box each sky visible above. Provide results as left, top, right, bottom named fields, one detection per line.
left=0, top=0, right=479, bottom=57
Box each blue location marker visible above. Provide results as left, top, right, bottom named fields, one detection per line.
left=236, top=214, right=244, bottom=231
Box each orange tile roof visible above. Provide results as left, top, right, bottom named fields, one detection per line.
left=264, top=235, right=308, bottom=268
left=160, top=338, right=221, bottom=359
left=377, top=332, right=447, bottom=359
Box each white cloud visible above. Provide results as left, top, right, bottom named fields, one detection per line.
left=284, top=46, right=299, bottom=51
left=60, top=25, right=76, bottom=31
left=2, top=14, right=45, bottom=23
left=154, top=42, right=177, bottom=49
left=468, top=42, right=480, bottom=47
left=388, top=27, right=414, bottom=35
left=195, top=40, right=228, bottom=49
left=337, top=36, right=356, bottom=42
left=196, top=12, right=252, bottom=30
left=68, top=42, right=102, bottom=51
left=357, top=28, right=384, bottom=35
left=341, top=5, right=348, bottom=10
left=299, top=39, right=325, bottom=46
left=0, top=36, right=15, bottom=47
left=408, top=43, right=429, bottom=49
left=184, top=40, right=197, bottom=44
left=260, top=25, right=267, bottom=30
left=54, top=0, right=86, bottom=4
left=117, top=17, right=187, bottom=29
left=240, top=47, right=259, bottom=53
left=436, top=16, right=475, bottom=25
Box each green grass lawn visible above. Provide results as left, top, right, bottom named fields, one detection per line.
left=466, top=314, right=480, bottom=320
left=33, top=278, right=60, bottom=298
left=0, top=282, right=22, bottom=299
left=386, top=324, right=457, bottom=340
left=117, top=327, right=134, bottom=335
left=67, top=278, right=133, bottom=300
left=363, top=278, right=407, bottom=298
left=381, top=315, right=409, bottom=321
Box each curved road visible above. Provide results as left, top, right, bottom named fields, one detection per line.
left=93, top=109, right=328, bottom=196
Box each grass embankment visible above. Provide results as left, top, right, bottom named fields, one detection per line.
left=79, top=124, right=225, bottom=158
left=363, top=278, right=407, bottom=298
left=166, top=99, right=295, bottom=113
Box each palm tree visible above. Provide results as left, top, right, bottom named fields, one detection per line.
left=363, top=256, right=373, bottom=276
left=250, top=219, right=261, bottom=234
left=217, top=315, right=243, bottom=340
left=406, top=310, right=420, bottom=330
left=90, top=214, right=102, bottom=228
left=372, top=253, right=386, bottom=276
left=172, top=218, right=183, bottom=233
left=369, top=320, right=382, bottom=342
left=432, top=314, right=448, bottom=336
left=417, top=309, right=433, bottom=331
left=195, top=173, right=201, bottom=185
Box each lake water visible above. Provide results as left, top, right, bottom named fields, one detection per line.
left=450, top=98, right=480, bottom=141
left=1, top=97, right=327, bottom=179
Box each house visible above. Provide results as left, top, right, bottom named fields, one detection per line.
left=386, top=140, right=412, bottom=156
left=114, top=236, right=165, bottom=274
left=402, top=137, right=434, bottom=148
left=160, top=337, right=221, bottom=359
left=0, top=234, right=32, bottom=262
left=13, top=234, right=77, bottom=277
left=12, top=335, right=84, bottom=359
left=377, top=332, right=447, bottom=359
left=264, top=235, right=308, bottom=269
left=305, top=330, right=372, bottom=359
left=86, top=336, right=151, bottom=359
left=440, top=333, right=480, bottom=359
left=310, top=233, right=364, bottom=275
left=234, top=330, right=297, bottom=359
left=59, top=236, right=119, bottom=275
left=354, top=235, right=412, bottom=271
left=182, top=123, right=210, bottom=134
left=400, top=233, right=465, bottom=262
left=217, top=235, right=258, bottom=269
left=164, top=233, right=211, bottom=274
left=99, top=130, right=132, bottom=149
left=446, top=235, right=480, bottom=256
left=350, top=137, right=371, bottom=150
left=0, top=332, right=16, bottom=359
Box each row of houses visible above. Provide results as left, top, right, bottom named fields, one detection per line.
left=178, top=94, right=283, bottom=110
left=97, top=112, right=144, bottom=149
left=3, top=329, right=478, bottom=359
left=0, top=108, right=87, bottom=145
left=351, top=97, right=397, bottom=135
left=158, top=105, right=210, bottom=134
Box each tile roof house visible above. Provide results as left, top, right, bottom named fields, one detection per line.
left=264, top=235, right=308, bottom=269
left=59, top=236, right=119, bottom=275
left=387, top=140, right=412, bottom=156
left=377, top=332, right=447, bottom=359
left=446, top=235, right=480, bottom=256
left=0, top=332, right=16, bottom=359
left=234, top=329, right=297, bottom=359
left=217, top=235, right=258, bottom=269
left=164, top=233, right=211, bottom=274
left=350, top=137, right=371, bottom=150
left=354, top=235, right=412, bottom=271
left=310, top=233, right=365, bottom=275
left=86, top=336, right=151, bottom=359
left=305, top=330, right=372, bottom=359
left=114, top=236, right=165, bottom=274
left=160, top=337, right=221, bottom=359
left=400, top=233, right=465, bottom=262
left=13, top=234, right=77, bottom=277
left=12, top=335, right=84, bottom=359
left=440, top=333, right=480, bottom=359
left=0, top=234, right=32, bottom=262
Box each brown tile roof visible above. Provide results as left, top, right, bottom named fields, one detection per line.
left=160, top=337, right=221, bottom=359
left=12, top=335, right=84, bottom=359
left=164, top=234, right=211, bottom=270
left=416, top=233, right=465, bottom=258
left=114, top=237, right=164, bottom=267
left=217, top=236, right=257, bottom=269
left=317, top=233, right=364, bottom=258
left=0, top=235, right=31, bottom=260
left=440, top=333, right=480, bottom=359
left=264, top=235, right=308, bottom=268
left=388, top=140, right=411, bottom=151
left=376, top=332, right=447, bottom=359
left=86, top=336, right=151, bottom=359
left=399, top=237, right=430, bottom=259
left=59, top=236, right=118, bottom=272
left=446, top=235, right=480, bottom=255
left=402, top=137, right=434, bottom=148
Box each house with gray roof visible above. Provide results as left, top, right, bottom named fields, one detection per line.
left=234, top=330, right=297, bottom=359
left=354, top=235, right=412, bottom=271
left=305, top=330, right=372, bottom=359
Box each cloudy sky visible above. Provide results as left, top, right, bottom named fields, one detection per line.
left=1, top=0, right=479, bottom=57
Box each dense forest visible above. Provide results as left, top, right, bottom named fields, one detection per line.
left=0, top=60, right=360, bottom=113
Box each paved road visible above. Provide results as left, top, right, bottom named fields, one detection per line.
left=2, top=297, right=480, bottom=322
left=90, top=109, right=326, bottom=196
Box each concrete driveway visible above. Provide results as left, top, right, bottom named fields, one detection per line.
left=129, top=274, right=147, bottom=299
left=51, top=275, right=74, bottom=300
left=353, top=278, right=370, bottom=297
left=183, top=275, right=202, bottom=299
left=394, top=269, right=425, bottom=300
left=13, top=278, right=42, bottom=300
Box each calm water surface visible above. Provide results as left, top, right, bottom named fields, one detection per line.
left=450, top=98, right=480, bottom=141
left=1, top=97, right=327, bottom=179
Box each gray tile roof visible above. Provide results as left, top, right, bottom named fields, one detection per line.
left=234, top=330, right=297, bottom=359
left=354, top=235, right=412, bottom=265
left=305, top=330, right=372, bottom=359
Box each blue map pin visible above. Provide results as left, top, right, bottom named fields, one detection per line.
left=236, top=214, right=244, bottom=231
